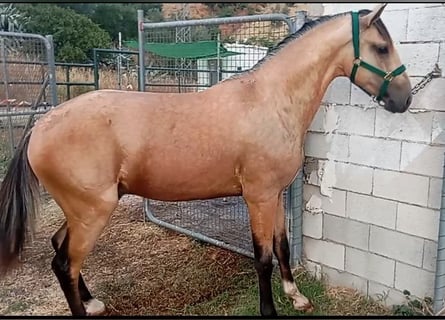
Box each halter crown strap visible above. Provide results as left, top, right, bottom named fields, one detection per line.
left=349, top=11, right=407, bottom=101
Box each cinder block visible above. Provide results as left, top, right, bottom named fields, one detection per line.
left=304, top=259, right=322, bottom=279
left=322, top=77, right=351, bottom=105
left=335, top=162, right=373, bottom=194
left=303, top=184, right=346, bottom=217
left=304, top=132, right=349, bottom=162
left=396, top=203, right=440, bottom=241
left=397, top=43, right=440, bottom=77
left=410, top=78, right=445, bottom=112
left=303, top=211, right=323, bottom=239
left=347, top=192, right=397, bottom=229
left=432, top=112, right=445, bottom=145
left=335, top=105, right=375, bottom=136
left=308, top=104, right=339, bottom=134
left=322, top=265, right=368, bottom=294
left=375, top=107, right=434, bottom=143
left=373, top=169, right=429, bottom=206
left=395, top=262, right=435, bottom=298
left=345, top=247, right=395, bottom=286
left=381, top=9, right=408, bottom=42
left=323, top=214, right=369, bottom=250
left=368, top=281, right=407, bottom=306
left=350, top=83, right=374, bottom=106
left=369, top=226, right=424, bottom=267
left=407, top=6, right=445, bottom=41
left=303, top=237, right=345, bottom=270
left=423, top=239, right=438, bottom=272
left=308, top=107, right=326, bottom=133
left=350, top=136, right=401, bottom=170
left=428, top=178, right=443, bottom=210
left=323, top=4, right=440, bottom=15
left=386, top=4, right=443, bottom=10
left=400, top=142, right=445, bottom=178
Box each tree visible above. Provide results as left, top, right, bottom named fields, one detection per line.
left=17, top=4, right=112, bottom=62
left=0, top=4, right=28, bottom=32
left=57, top=3, right=164, bottom=43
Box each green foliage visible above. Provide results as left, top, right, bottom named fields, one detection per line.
left=0, top=4, right=28, bottom=32
left=392, top=290, right=433, bottom=316
left=204, top=4, right=250, bottom=17
left=56, top=3, right=164, bottom=43
left=17, top=4, right=112, bottom=63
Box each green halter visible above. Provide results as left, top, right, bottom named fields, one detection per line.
left=349, top=11, right=406, bottom=102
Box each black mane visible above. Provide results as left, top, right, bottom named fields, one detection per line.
left=250, top=9, right=391, bottom=70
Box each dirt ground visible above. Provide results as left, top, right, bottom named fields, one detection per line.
left=0, top=195, right=255, bottom=316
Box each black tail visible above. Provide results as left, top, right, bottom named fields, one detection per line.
left=0, top=133, right=40, bottom=274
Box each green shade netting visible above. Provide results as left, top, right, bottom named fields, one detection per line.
left=123, top=40, right=241, bottom=59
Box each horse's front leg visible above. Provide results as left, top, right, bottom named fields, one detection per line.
left=273, top=193, right=313, bottom=312
left=244, top=190, right=280, bottom=316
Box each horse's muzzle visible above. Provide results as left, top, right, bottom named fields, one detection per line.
left=383, top=91, right=412, bottom=113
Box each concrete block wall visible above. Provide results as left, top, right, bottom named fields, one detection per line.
left=302, top=3, right=445, bottom=306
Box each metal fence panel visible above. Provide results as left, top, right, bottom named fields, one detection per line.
left=139, top=12, right=306, bottom=264
left=0, top=31, right=56, bottom=176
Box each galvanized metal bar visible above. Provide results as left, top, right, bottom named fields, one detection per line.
left=93, top=48, right=138, bottom=55
left=143, top=13, right=294, bottom=32
left=0, top=30, right=48, bottom=43
left=287, top=170, right=304, bottom=267
left=143, top=199, right=255, bottom=259
left=56, top=62, right=94, bottom=68
left=19, top=76, right=50, bottom=142
left=45, top=35, right=58, bottom=106
left=0, top=110, right=51, bottom=117
left=434, top=152, right=445, bottom=314
left=137, top=10, right=145, bottom=92
left=1, top=38, right=15, bottom=156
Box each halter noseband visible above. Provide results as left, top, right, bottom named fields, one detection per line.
left=349, top=11, right=406, bottom=102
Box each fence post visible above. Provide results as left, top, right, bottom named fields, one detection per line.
left=45, top=35, right=58, bottom=106
left=93, top=49, right=99, bottom=90
left=137, top=10, right=145, bottom=92
left=65, top=65, right=71, bottom=99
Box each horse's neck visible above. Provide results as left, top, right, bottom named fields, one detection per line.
left=254, top=16, right=350, bottom=132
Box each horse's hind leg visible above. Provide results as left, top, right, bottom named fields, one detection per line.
left=51, top=190, right=118, bottom=316
left=244, top=191, right=279, bottom=316
left=51, top=222, right=104, bottom=314
left=273, top=193, right=313, bottom=312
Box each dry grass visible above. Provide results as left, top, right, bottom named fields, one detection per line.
left=0, top=195, right=253, bottom=316
left=0, top=193, right=393, bottom=316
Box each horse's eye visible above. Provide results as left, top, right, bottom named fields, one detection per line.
left=377, top=46, right=389, bottom=55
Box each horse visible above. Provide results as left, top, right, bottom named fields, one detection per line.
left=0, top=4, right=412, bottom=316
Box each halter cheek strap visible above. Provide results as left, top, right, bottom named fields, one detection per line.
left=349, top=11, right=406, bottom=101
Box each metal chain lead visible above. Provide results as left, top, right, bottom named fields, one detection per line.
left=411, top=63, right=442, bottom=95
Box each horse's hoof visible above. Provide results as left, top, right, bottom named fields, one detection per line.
left=293, top=299, right=314, bottom=313
left=84, top=298, right=106, bottom=316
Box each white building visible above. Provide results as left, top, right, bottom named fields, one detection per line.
left=197, top=43, right=268, bottom=91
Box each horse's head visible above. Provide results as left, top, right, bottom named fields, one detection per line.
left=342, top=4, right=412, bottom=113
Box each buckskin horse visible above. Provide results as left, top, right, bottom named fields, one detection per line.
left=0, top=4, right=412, bottom=316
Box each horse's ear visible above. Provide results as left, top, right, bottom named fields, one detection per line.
left=361, top=3, right=387, bottom=28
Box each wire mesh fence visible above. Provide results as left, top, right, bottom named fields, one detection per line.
left=0, top=32, right=56, bottom=177
left=141, top=15, right=295, bottom=93
left=140, top=13, right=306, bottom=262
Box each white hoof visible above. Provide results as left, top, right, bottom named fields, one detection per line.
left=283, top=281, right=314, bottom=312
left=84, top=298, right=106, bottom=315
left=291, top=295, right=314, bottom=312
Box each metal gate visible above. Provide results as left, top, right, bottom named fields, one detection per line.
left=0, top=31, right=57, bottom=176
left=137, top=11, right=306, bottom=265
